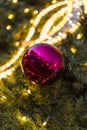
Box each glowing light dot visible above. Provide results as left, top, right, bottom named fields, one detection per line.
left=1, top=95, right=7, bottom=101
left=2, top=96, right=6, bottom=99
left=69, top=13, right=73, bottom=17
left=52, top=0, right=57, bottom=4
left=27, top=89, right=31, bottom=94
left=22, top=116, right=27, bottom=121
left=57, top=36, right=62, bottom=41
left=15, top=41, right=20, bottom=46
left=80, top=62, right=87, bottom=67
left=76, top=12, right=81, bottom=16
left=12, top=0, right=18, bottom=3
left=24, top=8, right=30, bottom=13
left=81, top=16, right=84, bottom=19
left=84, top=63, right=87, bottom=67
left=30, top=19, right=34, bottom=24
left=33, top=10, right=38, bottom=15
left=8, top=14, right=14, bottom=19
left=6, top=25, right=11, bottom=30
left=84, top=10, right=87, bottom=14
left=71, top=47, right=77, bottom=54
left=76, top=33, right=82, bottom=40
left=42, top=116, right=50, bottom=126
left=42, top=121, right=47, bottom=126
left=69, top=20, right=73, bottom=24
left=85, top=63, right=87, bottom=65
left=58, top=32, right=62, bottom=36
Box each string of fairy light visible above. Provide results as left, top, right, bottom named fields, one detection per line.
left=0, top=0, right=68, bottom=73
left=0, top=0, right=87, bottom=127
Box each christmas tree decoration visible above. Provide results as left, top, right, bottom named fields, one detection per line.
left=22, top=43, right=64, bottom=84
left=0, top=0, right=87, bottom=130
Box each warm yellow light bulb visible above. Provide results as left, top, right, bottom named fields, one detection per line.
left=52, top=0, right=57, bottom=4
left=8, top=14, right=14, bottom=19
left=71, top=47, right=77, bottom=54
left=15, top=41, right=20, bottom=47
left=84, top=63, right=87, bottom=67
left=1, top=95, right=7, bottom=102
left=42, top=121, right=47, bottom=126
left=22, top=116, right=27, bottom=121
left=33, top=10, right=38, bottom=15
left=27, top=89, right=31, bottom=94
left=30, top=19, right=34, bottom=24
left=6, top=25, right=11, bottom=30
left=76, top=33, right=82, bottom=40
left=42, top=116, right=50, bottom=126
left=80, top=62, right=87, bottom=67
left=24, top=8, right=30, bottom=13
left=57, top=36, right=62, bottom=41
left=12, top=0, right=18, bottom=4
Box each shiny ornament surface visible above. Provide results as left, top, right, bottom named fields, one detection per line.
left=22, top=43, right=64, bottom=84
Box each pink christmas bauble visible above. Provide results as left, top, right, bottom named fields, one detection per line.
left=22, top=43, right=64, bottom=84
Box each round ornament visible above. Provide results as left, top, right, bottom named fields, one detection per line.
left=22, top=43, right=64, bottom=84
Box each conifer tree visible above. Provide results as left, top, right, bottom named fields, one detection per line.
left=0, top=0, right=87, bottom=130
